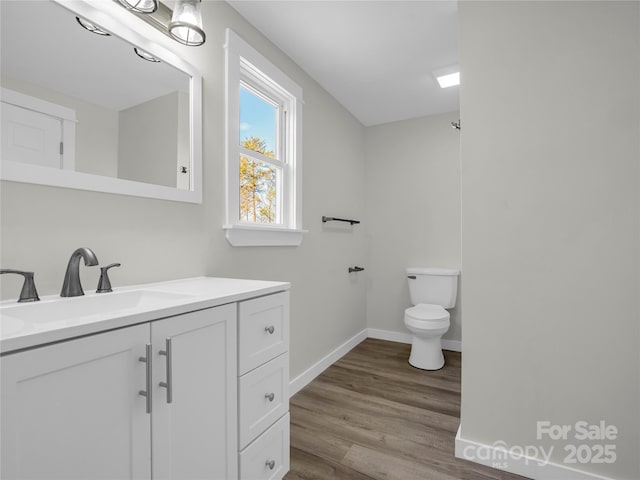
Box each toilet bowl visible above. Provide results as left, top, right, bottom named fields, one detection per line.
left=404, top=304, right=450, bottom=370
left=404, top=267, right=459, bottom=370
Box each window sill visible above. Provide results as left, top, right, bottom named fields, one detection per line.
left=223, top=224, right=307, bottom=247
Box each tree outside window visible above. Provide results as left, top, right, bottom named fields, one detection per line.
left=239, top=137, right=278, bottom=223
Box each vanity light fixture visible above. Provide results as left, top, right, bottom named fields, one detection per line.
left=76, top=16, right=110, bottom=36
left=114, top=0, right=206, bottom=47
left=168, top=0, right=205, bottom=46
left=134, top=47, right=161, bottom=62
left=118, top=0, right=158, bottom=14
left=433, top=66, right=460, bottom=89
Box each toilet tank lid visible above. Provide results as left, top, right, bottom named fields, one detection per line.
left=406, top=267, right=460, bottom=276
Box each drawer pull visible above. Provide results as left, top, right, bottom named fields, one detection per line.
left=265, top=459, right=275, bottom=470
left=265, top=392, right=275, bottom=402
left=265, top=325, right=275, bottom=334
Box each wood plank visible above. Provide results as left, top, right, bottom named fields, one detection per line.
left=291, top=398, right=455, bottom=456
left=342, top=443, right=462, bottom=480
left=287, top=447, right=376, bottom=480
left=293, top=380, right=460, bottom=434
left=318, top=365, right=461, bottom=416
left=285, top=338, right=529, bottom=480
left=290, top=404, right=467, bottom=479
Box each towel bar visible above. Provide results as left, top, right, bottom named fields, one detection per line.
left=322, top=216, right=360, bottom=225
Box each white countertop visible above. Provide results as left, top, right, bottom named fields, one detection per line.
left=0, top=276, right=290, bottom=354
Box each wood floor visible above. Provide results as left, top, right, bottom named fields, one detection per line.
left=284, top=338, right=529, bottom=480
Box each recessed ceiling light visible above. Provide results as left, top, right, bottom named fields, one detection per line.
left=134, top=47, right=161, bottom=62
left=76, top=16, right=110, bottom=36
left=433, top=66, right=460, bottom=89
left=436, top=72, right=460, bottom=89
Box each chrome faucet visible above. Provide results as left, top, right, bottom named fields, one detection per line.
left=61, top=247, right=99, bottom=297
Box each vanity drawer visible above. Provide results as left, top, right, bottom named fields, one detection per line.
left=239, top=352, right=289, bottom=449
left=239, top=413, right=290, bottom=480
left=239, top=292, right=289, bottom=375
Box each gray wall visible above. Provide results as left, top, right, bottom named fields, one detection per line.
left=118, top=91, right=184, bottom=188
left=459, top=2, right=639, bottom=478
left=365, top=111, right=461, bottom=341
left=0, top=1, right=367, bottom=380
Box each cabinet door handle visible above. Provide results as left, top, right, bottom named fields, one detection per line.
left=265, top=392, right=275, bottom=402
left=158, top=338, right=173, bottom=404
left=265, top=325, right=275, bottom=334
left=138, top=344, right=152, bottom=414
left=265, top=459, right=275, bottom=470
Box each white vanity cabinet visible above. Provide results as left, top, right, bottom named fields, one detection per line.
left=1, top=323, right=152, bottom=479
left=0, top=277, right=291, bottom=480
left=238, top=291, right=290, bottom=480
left=1, top=303, right=237, bottom=480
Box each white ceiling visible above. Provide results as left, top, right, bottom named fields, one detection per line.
left=227, top=1, right=459, bottom=127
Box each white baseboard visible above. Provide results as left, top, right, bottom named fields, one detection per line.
left=455, top=425, right=616, bottom=480
left=367, top=328, right=462, bottom=352
left=367, top=328, right=412, bottom=344
left=289, top=329, right=367, bottom=397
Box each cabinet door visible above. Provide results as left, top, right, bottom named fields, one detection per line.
left=152, top=304, right=237, bottom=480
left=0, top=324, right=151, bottom=480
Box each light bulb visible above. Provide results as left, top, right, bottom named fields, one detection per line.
left=168, top=0, right=205, bottom=46
left=118, top=0, right=158, bottom=14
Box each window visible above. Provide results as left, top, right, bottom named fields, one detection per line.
left=224, top=29, right=304, bottom=246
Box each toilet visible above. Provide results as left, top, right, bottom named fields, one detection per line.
left=404, top=267, right=460, bottom=370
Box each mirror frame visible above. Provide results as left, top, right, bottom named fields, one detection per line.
left=0, top=0, right=203, bottom=204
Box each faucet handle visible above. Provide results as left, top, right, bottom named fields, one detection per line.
left=0, top=269, right=40, bottom=302
left=96, top=263, right=121, bottom=293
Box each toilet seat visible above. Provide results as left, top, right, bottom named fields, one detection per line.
left=404, top=304, right=450, bottom=329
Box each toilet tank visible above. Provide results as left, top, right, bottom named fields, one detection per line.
left=406, top=267, right=460, bottom=308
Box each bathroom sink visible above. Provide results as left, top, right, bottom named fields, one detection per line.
left=1, top=316, right=25, bottom=336
left=1, top=290, right=195, bottom=325
left=0, top=276, right=290, bottom=353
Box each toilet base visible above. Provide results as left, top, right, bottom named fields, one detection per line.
left=408, top=335, right=445, bottom=370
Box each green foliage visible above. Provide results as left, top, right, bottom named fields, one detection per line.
left=240, top=137, right=278, bottom=223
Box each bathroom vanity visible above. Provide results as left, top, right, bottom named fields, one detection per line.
left=0, top=277, right=290, bottom=480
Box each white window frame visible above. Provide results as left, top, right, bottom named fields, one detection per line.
left=224, top=29, right=305, bottom=247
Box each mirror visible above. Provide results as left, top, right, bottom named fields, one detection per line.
left=0, top=0, right=202, bottom=203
